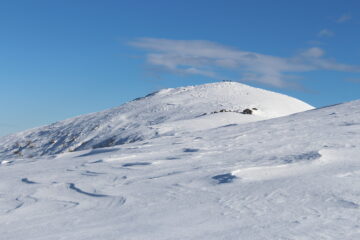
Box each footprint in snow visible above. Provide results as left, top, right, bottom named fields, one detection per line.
left=122, top=162, right=151, bottom=167
left=81, top=170, right=105, bottom=176
left=212, top=173, right=237, bottom=184
left=68, top=183, right=108, bottom=198
left=183, top=148, right=199, bottom=153
left=88, top=160, right=103, bottom=164
left=67, top=183, right=126, bottom=208
left=21, top=178, right=38, bottom=184
left=283, top=151, right=322, bottom=164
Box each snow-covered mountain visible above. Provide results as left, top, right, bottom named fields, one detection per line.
left=1, top=87, right=360, bottom=239
left=0, top=82, right=313, bottom=160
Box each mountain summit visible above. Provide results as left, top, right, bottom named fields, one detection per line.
left=0, top=82, right=313, bottom=159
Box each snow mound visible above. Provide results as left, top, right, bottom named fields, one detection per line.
left=0, top=82, right=313, bottom=159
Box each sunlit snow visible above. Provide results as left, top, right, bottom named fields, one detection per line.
left=1, top=82, right=359, bottom=239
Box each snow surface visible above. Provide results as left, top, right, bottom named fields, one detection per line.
left=1, top=82, right=360, bottom=239
left=0, top=82, right=312, bottom=160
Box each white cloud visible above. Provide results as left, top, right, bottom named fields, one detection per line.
left=300, top=47, right=324, bottom=58
left=337, top=14, right=352, bottom=23
left=318, top=29, right=334, bottom=37
left=130, top=38, right=360, bottom=87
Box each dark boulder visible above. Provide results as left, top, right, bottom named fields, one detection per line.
left=242, top=109, right=253, bottom=114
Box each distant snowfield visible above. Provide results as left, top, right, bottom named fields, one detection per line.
left=1, top=82, right=360, bottom=239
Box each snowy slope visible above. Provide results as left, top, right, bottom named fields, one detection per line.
left=0, top=82, right=312, bottom=160
left=0, top=99, right=359, bottom=240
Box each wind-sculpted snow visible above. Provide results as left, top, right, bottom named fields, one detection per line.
left=0, top=99, right=360, bottom=239
left=0, top=82, right=312, bottom=160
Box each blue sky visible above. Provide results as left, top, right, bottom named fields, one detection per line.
left=1, top=0, right=360, bottom=136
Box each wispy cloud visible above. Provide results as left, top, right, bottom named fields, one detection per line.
left=130, top=38, right=360, bottom=87
left=318, top=29, right=334, bottom=37
left=337, top=13, right=352, bottom=23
